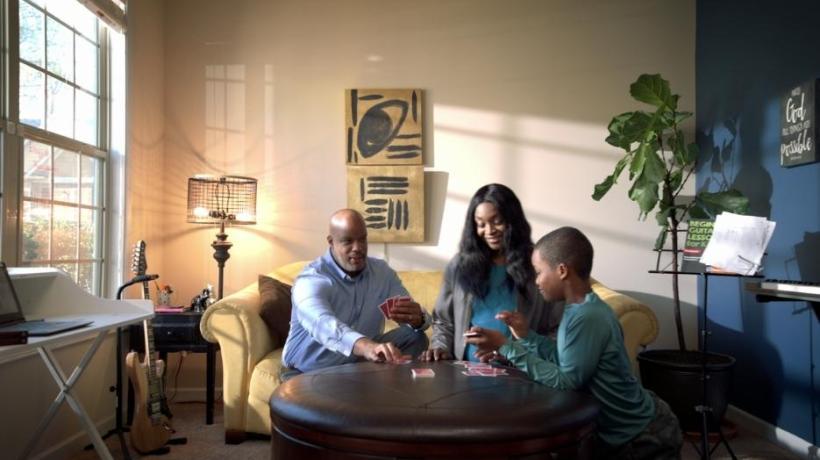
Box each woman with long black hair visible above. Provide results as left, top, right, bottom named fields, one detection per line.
left=420, top=183, right=562, bottom=362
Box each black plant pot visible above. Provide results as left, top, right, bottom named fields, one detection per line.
left=637, top=349, right=735, bottom=433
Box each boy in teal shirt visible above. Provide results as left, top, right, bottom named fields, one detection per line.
left=466, top=226, right=681, bottom=459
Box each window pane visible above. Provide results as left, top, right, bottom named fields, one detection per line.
left=80, top=155, right=101, bottom=206
left=22, top=201, right=51, bottom=261
left=28, top=0, right=45, bottom=7
left=45, top=0, right=78, bottom=26
left=23, top=140, right=52, bottom=200
left=76, top=38, right=98, bottom=93
left=79, top=208, right=98, bottom=259
left=54, top=262, right=78, bottom=282
left=20, top=63, right=45, bottom=128
left=19, top=1, right=45, bottom=67
left=75, top=91, right=98, bottom=146
left=46, top=76, right=73, bottom=137
left=52, top=205, right=78, bottom=260
left=46, top=17, right=74, bottom=82
left=78, top=263, right=98, bottom=293
left=73, top=5, right=97, bottom=42
left=54, top=148, right=79, bottom=203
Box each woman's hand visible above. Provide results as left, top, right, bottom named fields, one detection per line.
left=464, top=327, right=507, bottom=361
left=419, top=347, right=453, bottom=362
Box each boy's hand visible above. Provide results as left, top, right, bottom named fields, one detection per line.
left=419, top=347, right=453, bottom=362
left=463, top=327, right=507, bottom=361
left=495, top=311, right=528, bottom=339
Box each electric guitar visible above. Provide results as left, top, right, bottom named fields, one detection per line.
left=126, top=241, right=173, bottom=453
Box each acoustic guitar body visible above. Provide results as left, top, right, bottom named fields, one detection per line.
left=126, top=351, right=172, bottom=453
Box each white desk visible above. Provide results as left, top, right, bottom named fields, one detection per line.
left=0, top=268, right=152, bottom=460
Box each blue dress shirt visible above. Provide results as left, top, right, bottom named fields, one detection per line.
left=282, top=250, right=418, bottom=372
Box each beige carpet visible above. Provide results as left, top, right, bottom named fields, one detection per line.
left=70, top=402, right=269, bottom=460
left=70, top=401, right=802, bottom=460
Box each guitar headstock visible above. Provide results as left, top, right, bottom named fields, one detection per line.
left=131, top=240, right=147, bottom=277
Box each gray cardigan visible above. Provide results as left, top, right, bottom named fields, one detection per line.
left=430, top=256, right=563, bottom=360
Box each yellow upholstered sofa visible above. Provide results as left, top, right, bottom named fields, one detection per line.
left=200, top=261, right=659, bottom=442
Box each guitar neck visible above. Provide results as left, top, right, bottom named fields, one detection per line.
left=142, top=281, right=151, bottom=302
left=142, top=320, right=158, bottom=381
left=142, top=319, right=165, bottom=421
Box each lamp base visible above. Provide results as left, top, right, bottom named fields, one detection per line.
left=211, top=228, right=232, bottom=300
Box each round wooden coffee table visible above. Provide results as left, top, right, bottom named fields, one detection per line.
left=270, top=361, right=599, bottom=459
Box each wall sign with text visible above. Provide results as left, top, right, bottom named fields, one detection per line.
left=780, top=79, right=817, bottom=167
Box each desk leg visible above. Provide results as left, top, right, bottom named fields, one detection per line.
left=18, top=331, right=113, bottom=460
left=206, top=343, right=215, bottom=425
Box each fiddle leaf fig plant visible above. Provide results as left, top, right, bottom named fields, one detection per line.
left=592, top=74, right=749, bottom=351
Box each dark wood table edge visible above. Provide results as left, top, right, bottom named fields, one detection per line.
left=271, top=414, right=596, bottom=458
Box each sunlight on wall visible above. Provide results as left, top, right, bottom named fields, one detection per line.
left=429, top=103, right=644, bottom=251
left=205, top=64, right=247, bottom=173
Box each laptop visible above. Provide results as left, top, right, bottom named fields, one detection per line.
left=0, top=262, right=93, bottom=336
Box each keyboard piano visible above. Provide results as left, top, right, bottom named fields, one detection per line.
left=759, top=279, right=820, bottom=296
left=747, top=279, right=820, bottom=303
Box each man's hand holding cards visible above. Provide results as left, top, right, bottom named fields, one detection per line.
left=379, top=295, right=425, bottom=329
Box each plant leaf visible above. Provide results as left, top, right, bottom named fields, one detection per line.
left=592, top=155, right=630, bottom=200
left=669, top=169, right=683, bottom=192
left=629, top=175, right=659, bottom=219
left=630, top=74, right=677, bottom=110
left=642, top=148, right=666, bottom=184
left=654, top=227, right=668, bottom=250
left=674, top=111, right=692, bottom=125
left=630, top=145, right=647, bottom=178
left=695, top=189, right=750, bottom=217
left=605, top=112, right=635, bottom=150
left=688, top=205, right=708, bottom=219
left=655, top=202, right=673, bottom=227
left=685, top=143, right=699, bottom=164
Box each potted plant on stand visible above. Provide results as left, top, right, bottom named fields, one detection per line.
left=592, top=74, right=748, bottom=434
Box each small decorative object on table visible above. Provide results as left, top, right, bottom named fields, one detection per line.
left=190, top=285, right=216, bottom=312
left=155, top=282, right=174, bottom=306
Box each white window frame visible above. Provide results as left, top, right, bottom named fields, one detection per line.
left=0, top=0, right=124, bottom=297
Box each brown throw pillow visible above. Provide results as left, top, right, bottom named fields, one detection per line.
left=258, top=275, right=293, bottom=349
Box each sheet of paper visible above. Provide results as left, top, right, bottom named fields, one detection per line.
left=699, top=212, right=776, bottom=275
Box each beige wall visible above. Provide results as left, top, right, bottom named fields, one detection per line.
left=126, top=0, right=166, bottom=285
left=132, top=0, right=698, bottom=400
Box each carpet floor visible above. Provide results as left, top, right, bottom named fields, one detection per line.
left=69, top=402, right=802, bottom=459
left=70, top=402, right=269, bottom=460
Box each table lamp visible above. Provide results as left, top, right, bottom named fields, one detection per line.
left=186, top=175, right=257, bottom=300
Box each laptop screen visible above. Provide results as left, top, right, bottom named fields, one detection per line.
left=0, top=262, right=25, bottom=324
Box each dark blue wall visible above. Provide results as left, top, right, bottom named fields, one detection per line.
left=696, top=0, right=820, bottom=445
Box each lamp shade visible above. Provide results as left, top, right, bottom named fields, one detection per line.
left=187, top=175, right=257, bottom=224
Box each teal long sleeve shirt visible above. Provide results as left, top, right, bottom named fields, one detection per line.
left=498, top=291, right=654, bottom=446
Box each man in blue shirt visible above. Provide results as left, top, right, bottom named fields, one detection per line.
left=281, top=209, right=430, bottom=377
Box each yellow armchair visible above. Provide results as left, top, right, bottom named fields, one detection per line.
left=200, top=262, right=658, bottom=442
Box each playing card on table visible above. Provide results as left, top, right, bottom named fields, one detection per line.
left=465, top=362, right=493, bottom=369
left=411, top=368, right=435, bottom=378
left=462, top=368, right=508, bottom=377
left=394, top=355, right=413, bottom=364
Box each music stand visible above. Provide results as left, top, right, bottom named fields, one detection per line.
left=650, top=241, right=763, bottom=460
left=91, top=281, right=139, bottom=459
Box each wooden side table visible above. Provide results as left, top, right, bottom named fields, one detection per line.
left=128, top=310, right=218, bottom=425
